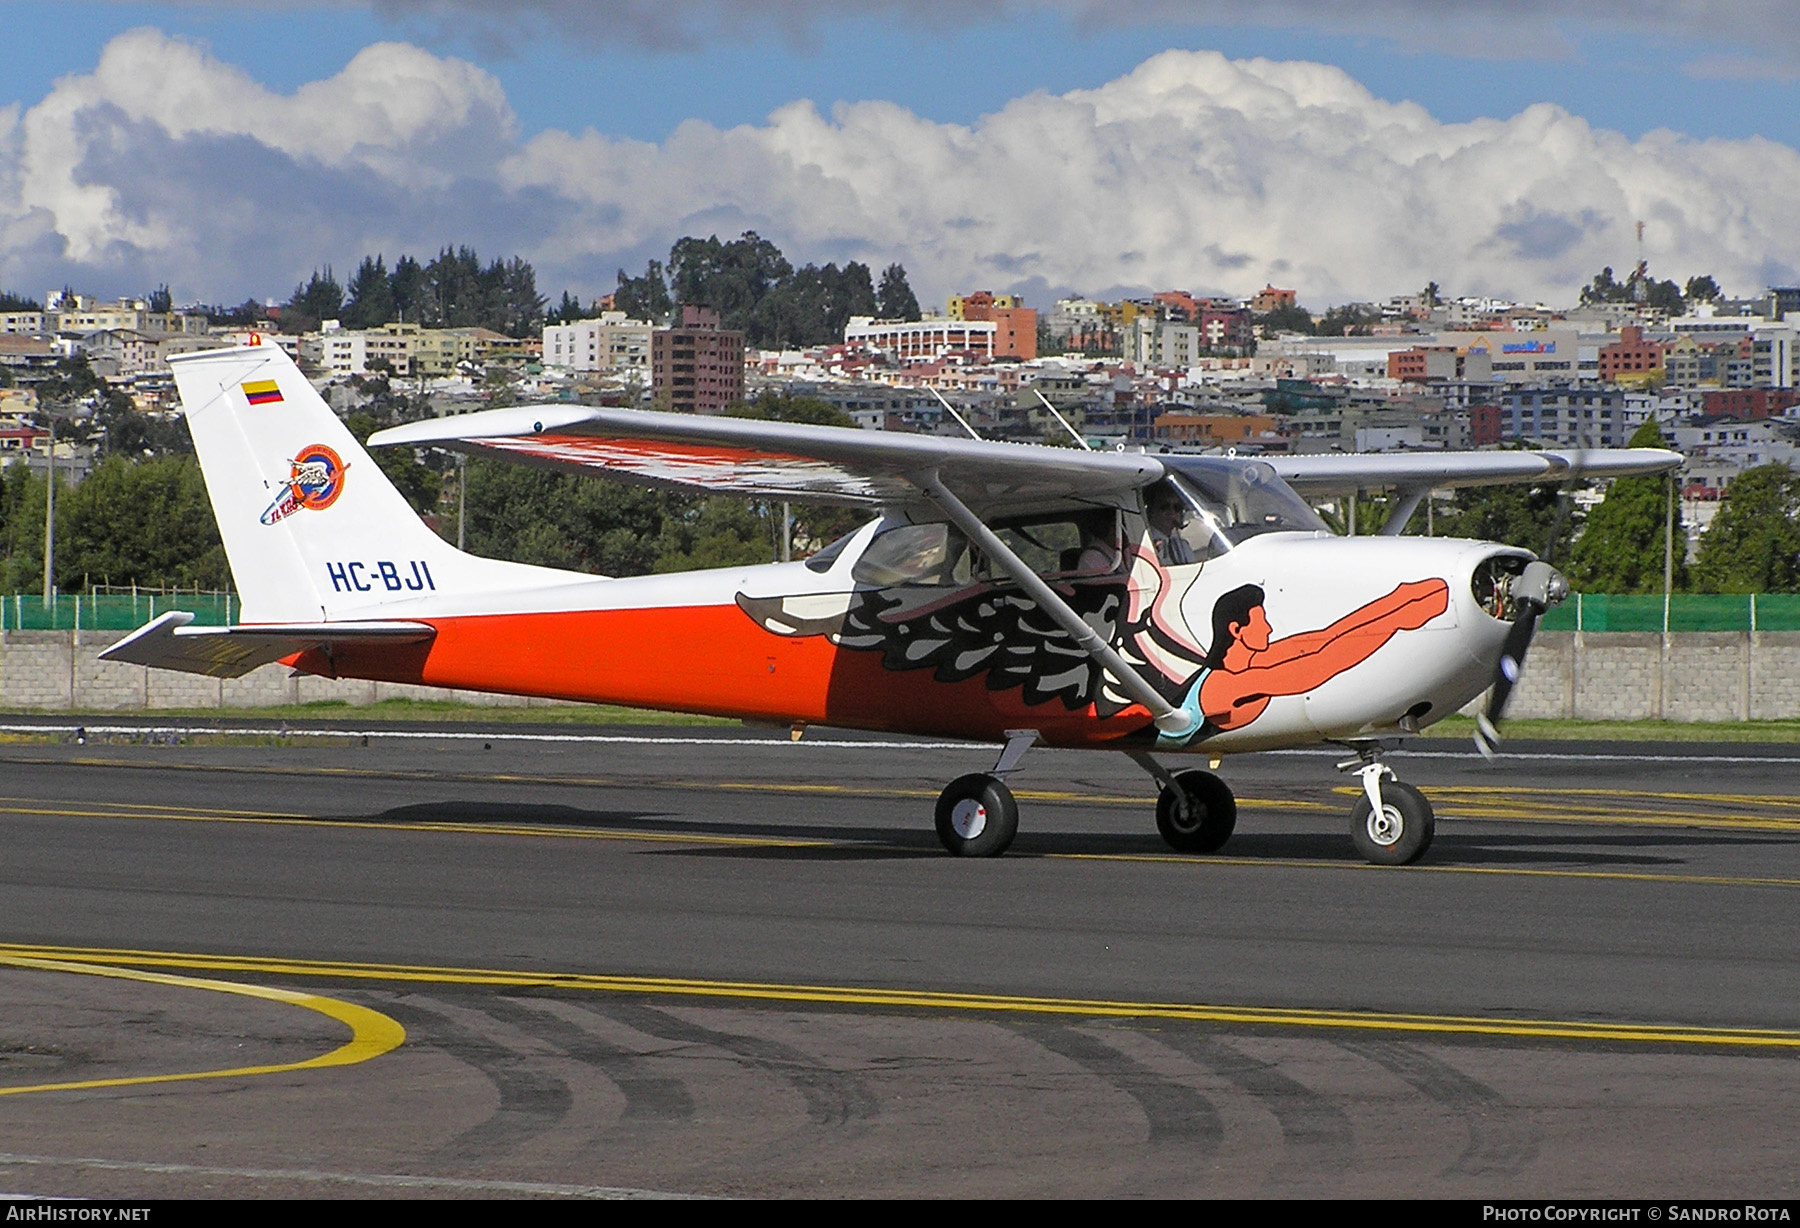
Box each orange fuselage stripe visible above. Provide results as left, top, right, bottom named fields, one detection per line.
left=293, top=606, right=1149, bottom=747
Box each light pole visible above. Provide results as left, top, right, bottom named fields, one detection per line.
left=39, top=395, right=86, bottom=609
left=42, top=413, right=55, bottom=609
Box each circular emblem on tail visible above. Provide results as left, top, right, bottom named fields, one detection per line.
left=261, top=443, right=350, bottom=525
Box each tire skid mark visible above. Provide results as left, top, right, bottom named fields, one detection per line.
left=1011, top=1022, right=1224, bottom=1151
left=1341, top=1039, right=1539, bottom=1178
left=1162, top=1034, right=1353, bottom=1196
left=602, top=1002, right=878, bottom=1128
left=379, top=994, right=574, bottom=1161
left=482, top=996, right=694, bottom=1123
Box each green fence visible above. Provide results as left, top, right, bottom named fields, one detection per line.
left=0, top=592, right=237, bottom=632
left=1537, top=593, right=1800, bottom=632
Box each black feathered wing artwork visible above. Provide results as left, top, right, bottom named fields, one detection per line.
left=736, top=547, right=1210, bottom=721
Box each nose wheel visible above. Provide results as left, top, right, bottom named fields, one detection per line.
left=1346, top=762, right=1434, bottom=865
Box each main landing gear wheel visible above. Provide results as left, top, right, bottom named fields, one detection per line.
left=935, top=773, right=1020, bottom=857
left=1350, top=780, right=1435, bottom=866
left=1155, top=769, right=1237, bottom=853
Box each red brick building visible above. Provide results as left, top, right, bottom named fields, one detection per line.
left=1597, top=325, right=1666, bottom=383
left=950, top=291, right=1037, bottom=361
left=1701, top=388, right=1800, bottom=419
left=652, top=305, right=745, bottom=414
left=1468, top=404, right=1503, bottom=447
left=1250, top=285, right=1298, bottom=315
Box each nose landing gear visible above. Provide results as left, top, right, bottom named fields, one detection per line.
left=1342, top=755, right=1435, bottom=865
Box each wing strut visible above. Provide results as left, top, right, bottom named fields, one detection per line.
left=912, top=471, right=1193, bottom=736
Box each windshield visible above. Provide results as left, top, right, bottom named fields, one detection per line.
left=1162, top=457, right=1328, bottom=542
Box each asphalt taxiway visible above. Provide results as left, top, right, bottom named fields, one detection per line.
left=1, top=720, right=1798, bottom=1197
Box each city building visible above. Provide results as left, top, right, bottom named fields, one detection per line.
left=948, top=291, right=1036, bottom=360
left=844, top=316, right=996, bottom=363
left=1249, top=285, right=1297, bottom=315
left=1500, top=387, right=1646, bottom=448
left=652, top=305, right=745, bottom=414
left=542, top=312, right=655, bottom=375
left=1597, top=324, right=1666, bottom=386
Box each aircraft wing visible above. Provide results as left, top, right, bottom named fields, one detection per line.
left=99, top=611, right=437, bottom=679
left=1268, top=448, right=1683, bottom=497
left=369, top=405, right=1165, bottom=510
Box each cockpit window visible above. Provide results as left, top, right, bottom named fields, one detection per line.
left=850, top=522, right=973, bottom=586
left=849, top=510, right=1125, bottom=587
left=803, top=527, right=859, bottom=573
left=1145, top=478, right=1231, bottom=564
left=1163, top=458, right=1328, bottom=542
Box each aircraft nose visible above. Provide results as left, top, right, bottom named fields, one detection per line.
left=1465, top=548, right=1565, bottom=623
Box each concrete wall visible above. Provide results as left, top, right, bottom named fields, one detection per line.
left=0, top=629, right=563, bottom=711
left=1473, top=630, right=1800, bottom=722
left=4, top=627, right=1798, bottom=721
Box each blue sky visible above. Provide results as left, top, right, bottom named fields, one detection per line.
left=10, top=1, right=1800, bottom=146
left=6, top=1, right=1800, bottom=307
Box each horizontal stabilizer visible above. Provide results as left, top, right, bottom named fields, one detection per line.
left=98, top=611, right=437, bottom=679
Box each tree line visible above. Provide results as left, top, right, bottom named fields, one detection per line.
left=606, top=232, right=922, bottom=348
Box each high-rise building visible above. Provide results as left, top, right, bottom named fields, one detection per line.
left=652, top=305, right=745, bottom=414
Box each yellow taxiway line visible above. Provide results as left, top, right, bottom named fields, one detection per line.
left=1, top=942, right=1794, bottom=1052
left=0, top=953, right=405, bottom=1098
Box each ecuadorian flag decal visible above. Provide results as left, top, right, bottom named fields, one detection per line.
left=241, top=379, right=283, bottom=406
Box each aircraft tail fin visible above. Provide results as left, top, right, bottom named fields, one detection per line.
left=170, top=340, right=504, bottom=623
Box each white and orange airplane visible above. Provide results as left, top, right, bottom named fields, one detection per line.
left=105, top=340, right=1680, bottom=864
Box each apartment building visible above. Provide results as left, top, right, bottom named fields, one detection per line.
left=651, top=305, right=745, bottom=414
left=845, top=316, right=996, bottom=363
left=543, top=312, right=654, bottom=375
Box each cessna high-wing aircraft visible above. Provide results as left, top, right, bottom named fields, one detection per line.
left=104, top=341, right=1680, bottom=865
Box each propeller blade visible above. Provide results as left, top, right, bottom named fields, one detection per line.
left=1473, top=561, right=1568, bottom=760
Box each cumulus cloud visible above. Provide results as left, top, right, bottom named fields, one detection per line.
left=6, top=31, right=1800, bottom=308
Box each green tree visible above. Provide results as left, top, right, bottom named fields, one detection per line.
left=877, top=262, right=920, bottom=321
left=1691, top=464, right=1800, bottom=593
left=1314, top=303, right=1380, bottom=337
left=463, top=460, right=672, bottom=576
left=1565, top=419, right=1686, bottom=593
left=669, top=232, right=793, bottom=334
left=652, top=497, right=773, bottom=573
left=1684, top=274, right=1722, bottom=305
left=1434, top=482, right=1580, bottom=555
left=346, top=412, right=441, bottom=516
left=343, top=255, right=394, bottom=328
left=390, top=254, right=429, bottom=324
left=57, top=455, right=230, bottom=590
left=0, top=290, right=42, bottom=312
left=285, top=266, right=343, bottom=329
left=146, top=284, right=172, bottom=313
left=0, top=459, right=51, bottom=593
left=1254, top=303, right=1315, bottom=335
left=614, top=259, right=672, bottom=323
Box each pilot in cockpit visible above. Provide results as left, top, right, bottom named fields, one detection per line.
left=1145, top=481, right=1197, bottom=566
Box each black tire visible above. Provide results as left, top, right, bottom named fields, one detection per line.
left=1155, top=769, right=1237, bottom=853
left=1349, top=779, right=1435, bottom=866
left=934, top=773, right=1020, bottom=857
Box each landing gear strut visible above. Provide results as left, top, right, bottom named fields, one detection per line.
left=1128, top=751, right=1237, bottom=854
left=1340, top=752, right=1434, bottom=866
left=933, top=729, right=1036, bottom=857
